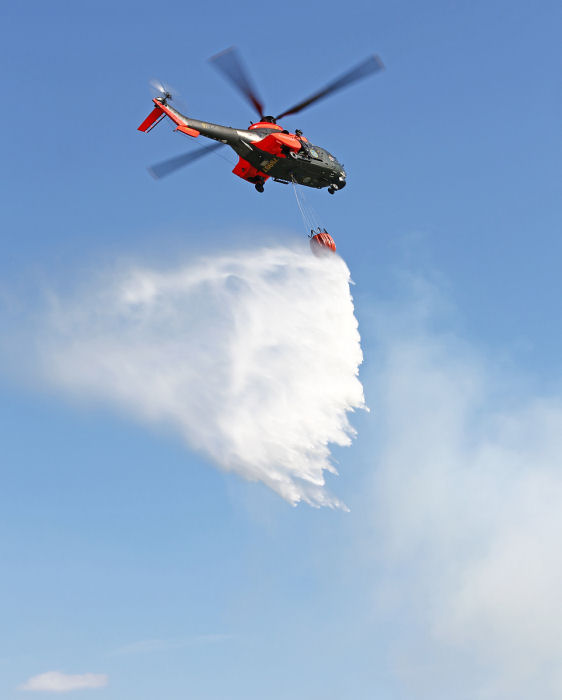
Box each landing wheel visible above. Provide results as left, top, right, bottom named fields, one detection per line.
left=328, top=186, right=337, bottom=195
left=255, top=183, right=264, bottom=193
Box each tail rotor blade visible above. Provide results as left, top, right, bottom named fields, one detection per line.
left=148, top=143, right=224, bottom=179
left=209, top=46, right=265, bottom=117
left=150, top=78, right=173, bottom=101
left=276, top=54, right=384, bottom=120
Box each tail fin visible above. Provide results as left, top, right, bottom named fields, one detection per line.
left=137, top=104, right=165, bottom=132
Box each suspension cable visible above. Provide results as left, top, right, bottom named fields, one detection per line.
left=292, top=176, right=322, bottom=235
left=292, top=176, right=310, bottom=231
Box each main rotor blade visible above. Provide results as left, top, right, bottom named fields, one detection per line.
left=276, top=54, right=384, bottom=120
left=148, top=142, right=224, bottom=179
left=209, top=46, right=265, bottom=117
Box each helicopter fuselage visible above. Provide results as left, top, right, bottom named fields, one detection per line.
left=142, top=98, right=347, bottom=192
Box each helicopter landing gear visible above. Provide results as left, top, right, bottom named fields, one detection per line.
left=328, top=186, right=337, bottom=195
left=255, top=182, right=264, bottom=193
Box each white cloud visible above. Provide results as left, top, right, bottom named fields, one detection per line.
left=19, top=671, right=108, bottom=692
left=36, top=245, right=365, bottom=507
left=371, top=281, right=562, bottom=698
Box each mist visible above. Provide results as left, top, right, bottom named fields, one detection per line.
left=36, top=243, right=365, bottom=507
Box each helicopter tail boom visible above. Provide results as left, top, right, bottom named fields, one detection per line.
left=138, top=98, right=201, bottom=137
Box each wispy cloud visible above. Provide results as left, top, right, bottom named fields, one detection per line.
left=34, top=245, right=365, bottom=507
left=370, top=278, right=562, bottom=699
left=19, top=671, right=108, bottom=692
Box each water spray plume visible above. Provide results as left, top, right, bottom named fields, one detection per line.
left=40, top=244, right=366, bottom=507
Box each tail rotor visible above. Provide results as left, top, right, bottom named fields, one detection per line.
left=149, top=78, right=174, bottom=104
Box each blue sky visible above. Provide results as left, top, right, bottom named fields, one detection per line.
left=1, top=1, right=562, bottom=698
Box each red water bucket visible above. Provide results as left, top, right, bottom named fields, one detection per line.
left=310, top=232, right=336, bottom=256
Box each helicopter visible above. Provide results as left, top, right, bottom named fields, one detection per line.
left=138, top=47, right=384, bottom=194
